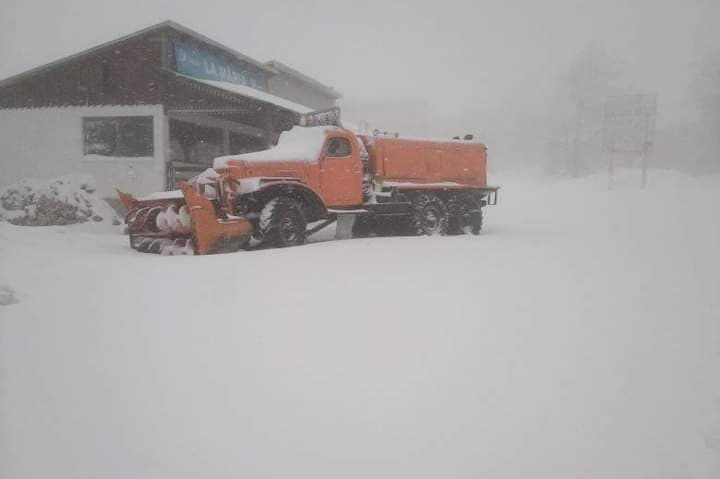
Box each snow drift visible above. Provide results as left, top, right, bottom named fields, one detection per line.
left=0, top=169, right=719, bottom=479
left=0, top=174, right=120, bottom=226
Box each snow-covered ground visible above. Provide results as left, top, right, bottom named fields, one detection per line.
left=1, top=169, right=719, bottom=479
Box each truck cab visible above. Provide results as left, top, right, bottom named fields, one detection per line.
left=213, top=126, right=365, bottom=211
left=317, top=129, right=364, bottom=206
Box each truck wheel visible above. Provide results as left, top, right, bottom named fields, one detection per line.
left=462, top=209, right=483, bottom=235
left=447, top=195, right=483, bottom=235
left=446, top=195, right=466, bottom=235
left=259, top=197, right=307, bottom=247
left=410, top=193, right=449, bottom=236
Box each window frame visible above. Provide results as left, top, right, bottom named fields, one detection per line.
left=82, top=115, right=155, bottom=158
left=325, top=137, right=353, bottom=158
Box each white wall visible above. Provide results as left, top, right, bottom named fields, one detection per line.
left=0, top=105, right=166, bottom=198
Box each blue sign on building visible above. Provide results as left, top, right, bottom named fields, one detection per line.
left=173, top=40, right=268, bottom=91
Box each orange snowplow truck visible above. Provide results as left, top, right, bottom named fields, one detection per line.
left=117, top=110, right=499, bottom=255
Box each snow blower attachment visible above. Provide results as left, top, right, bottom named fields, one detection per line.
left=117, top=184, right=253, bottom=255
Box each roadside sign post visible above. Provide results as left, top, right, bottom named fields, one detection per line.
left=641, top=142, right=649, bottom=189
left=603, top=94, right=657, bottom=190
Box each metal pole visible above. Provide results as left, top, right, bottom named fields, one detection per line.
left=162, top=112, right=172, bottom=190
left=640, top=111, right=650, bottom=190
left=222, top=129, right=230, bottom=155
left=573, top=101, right=583, bottom=177
left=640, top=145, right=648, bottom=189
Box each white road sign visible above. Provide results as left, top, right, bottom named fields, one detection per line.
left=603, top=94, right=657, bottom=154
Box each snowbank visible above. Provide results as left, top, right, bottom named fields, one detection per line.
left=0, top=174, right=120, bottom=226
left=214, top=126, right=337, bottom=168
left=1, top=169, right=719, bottom=479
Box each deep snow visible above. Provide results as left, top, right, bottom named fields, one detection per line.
left=1, top=169, right=719, bottom=479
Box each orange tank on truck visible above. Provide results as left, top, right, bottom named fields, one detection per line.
left=117, top=115, right=499, bottom=255
left=362, top=135, right=487, bottom=188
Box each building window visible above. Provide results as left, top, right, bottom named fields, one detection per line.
left=326, top=137, right=351, bottom=157
left=83, top=116, right=154, bottom=157
left=169, top=119, right=223, bottom=165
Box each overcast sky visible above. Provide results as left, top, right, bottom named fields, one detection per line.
left=1, top=0, right=718, bottom=136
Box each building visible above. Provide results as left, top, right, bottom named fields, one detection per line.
left=0, top=20, right=340, bottom=201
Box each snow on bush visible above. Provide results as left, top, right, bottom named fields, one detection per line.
left=0, top=174, right=120, bottom=226
left=0, top=285, right=18, bottom=306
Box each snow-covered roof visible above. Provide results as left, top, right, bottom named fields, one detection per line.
left=265, top=60, right=342, bottom=99
left=214, top=126, right=339, bottom=168
left=175, top=73, right=313, bottom=115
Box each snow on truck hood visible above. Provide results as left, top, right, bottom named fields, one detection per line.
left=213, top=126, right=340, bottom=169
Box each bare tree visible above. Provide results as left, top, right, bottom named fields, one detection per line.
left=547, top=43, right=624, bottom=176
left=693, top=50, right=720, bottom=171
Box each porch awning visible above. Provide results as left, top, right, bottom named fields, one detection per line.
left=173, top=72, right=313, bottom=115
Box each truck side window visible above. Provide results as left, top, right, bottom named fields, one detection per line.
left=326, top=138, right=352, bottom=157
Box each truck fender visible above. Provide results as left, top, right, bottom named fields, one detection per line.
left=245, top=181, right=328, bottom=222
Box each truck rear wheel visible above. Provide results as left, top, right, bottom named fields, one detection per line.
left=447, top=194, right=483, bottom=235
left=450, top=208, right=483, bottom=236
left=410, top=193, right=448, bottom=236
left=462, top=209, right=483, bottom=235
left=259, top=197, right=307, bottom=248
left=446, top=195, right=466, bottom=235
